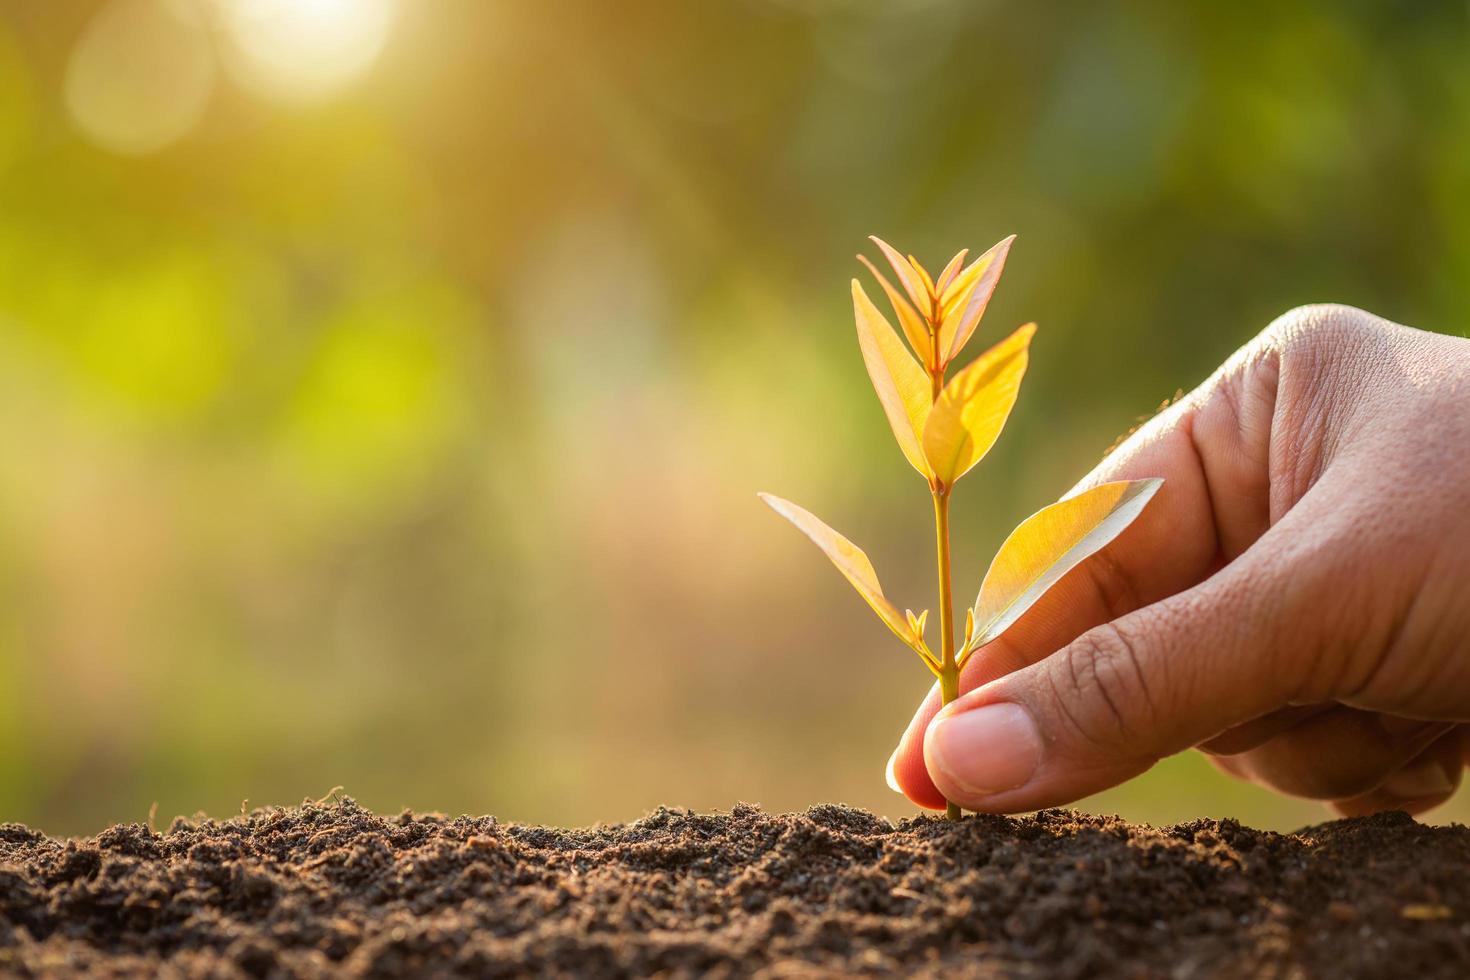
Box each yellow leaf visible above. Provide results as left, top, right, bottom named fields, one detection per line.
left=922, top=324, right=1035, bottom=486
left=935, top=249, right=969, bottom=296
left=907, top=254, right=936, bottom=300
left=852, top=280, right=933, bottom=477
left=858, top=255, right=931, bottom=366
left=759, top=492, right=918, bottom=648
left=869, top=236, right=928, bottom=315
left=937, top=235, right=1014, bottom=365
left=905, top=608, right=929, bottom=642
left=968, top=479, right=1163, bottom=651
left=939, top=236, right=1008, bottom=311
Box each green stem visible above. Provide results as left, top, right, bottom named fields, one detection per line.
left=932, top=488, right=961, bottom=821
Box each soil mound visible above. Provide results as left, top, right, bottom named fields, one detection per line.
left=2, top=798, right=1467, bottom=977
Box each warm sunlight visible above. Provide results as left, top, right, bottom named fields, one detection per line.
left=8, top=3, right=1470, bottom=972
left=215, top=0, right=396, bottom=105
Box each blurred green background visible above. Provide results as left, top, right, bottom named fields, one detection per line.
left=1, top=0, right=1468, bottom=837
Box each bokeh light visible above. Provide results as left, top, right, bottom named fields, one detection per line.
left=214, top=0, right=396, bottom=105
left=64, top=0, right=213, bottom=155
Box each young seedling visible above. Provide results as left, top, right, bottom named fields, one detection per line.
left=761, top=236, right=1162, bottom=820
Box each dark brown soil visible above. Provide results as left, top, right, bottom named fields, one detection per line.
left=2, top=799, right=1468, bottom=978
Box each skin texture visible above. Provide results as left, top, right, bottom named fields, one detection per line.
left=890, top=305, right=1470, bottom=818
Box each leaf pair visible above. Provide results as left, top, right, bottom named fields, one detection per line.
left=854, top=278, right=1033, bottom=487
left=760, top=478, right=1162, bottom=663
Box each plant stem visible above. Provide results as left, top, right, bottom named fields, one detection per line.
left=932, top=487, right=961, bottom=821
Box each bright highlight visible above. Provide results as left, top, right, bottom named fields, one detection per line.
left=216, top=0, right=396, bottom=105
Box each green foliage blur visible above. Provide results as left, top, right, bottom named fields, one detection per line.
left=1, top=0, right=1467, bottom=836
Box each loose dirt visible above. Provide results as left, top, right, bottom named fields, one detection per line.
left=2, top=798, right=1467, bottom=977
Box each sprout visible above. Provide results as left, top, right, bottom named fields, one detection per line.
left=761, top=236, right=1162, bottom=820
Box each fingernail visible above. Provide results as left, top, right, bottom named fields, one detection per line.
left=884, top=748, right=902, bottom=794
left=926, top=702, right=1043, bottom=796
left=1381, top=759, right=1455, bottom=801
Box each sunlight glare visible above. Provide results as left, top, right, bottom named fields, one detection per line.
left=216, top=0, right=396, bottom=105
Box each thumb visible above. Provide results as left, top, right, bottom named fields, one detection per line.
left=923, top=504, right=1343, bottom=812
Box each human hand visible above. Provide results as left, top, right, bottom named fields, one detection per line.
left=888, top=305, right=1470, bottom=817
